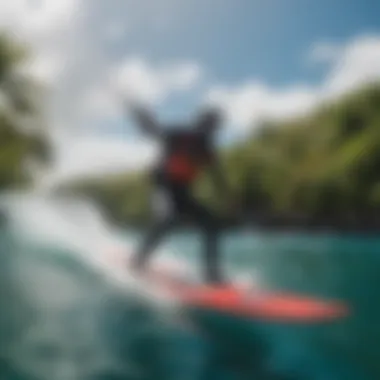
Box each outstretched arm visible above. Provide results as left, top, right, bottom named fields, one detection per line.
left=126, top=102, right=162, bottom=139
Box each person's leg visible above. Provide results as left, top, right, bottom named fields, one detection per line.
left=183, top=195, right=225, bottom=284
left=132, top=217, right=175, bottom=271
left=131, top=186, right=177, bottom=273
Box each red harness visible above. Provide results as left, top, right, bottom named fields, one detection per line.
left=166, top=154, right=202, bottom=182
left=164, top=134, right=211, bottom=183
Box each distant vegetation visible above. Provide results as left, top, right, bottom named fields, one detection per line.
left=2, top=31, right=379, bottom=231
left=2, top=31, right=380, bottom=230
left=0, top=32, right=50, bottom=191
left=60, top=83, right=380, bottom=230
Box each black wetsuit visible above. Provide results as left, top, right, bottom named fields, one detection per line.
left=133, top=125, right=226, bottom=284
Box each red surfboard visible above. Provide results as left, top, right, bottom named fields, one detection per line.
left=133, top=265, right=350, bottom=323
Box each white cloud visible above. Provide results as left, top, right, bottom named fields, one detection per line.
left=2, top=1, right=380, bottom=185
left=104, top=23, right=129, bottom=42
left=82, top=84, right=117, bottom=119
left=0, top=0, right=79, bottom=86
left=114, top=58, right=202, bottom=105
left=207, top=82, right=319, bottom=129
left=0, top=0, right=210, bottom=185
left=81, top=57, right=202, bottom=121
left=40, top=135, right=160, bottom=187
left=307, top=41, right=340, bottom=64
left=0, top=0, right=77, bottom=37
left=323, top=35, right=380, bottom=98
left=20, top=52, right=64, bottom=85
left=53, top=57, right=203, bottom=183
left=206, top=34, right=380, bottom=130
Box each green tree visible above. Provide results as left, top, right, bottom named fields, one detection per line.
left=60, top=83, right=380, bottom=227
left=0, top=32, right=50, bottom=190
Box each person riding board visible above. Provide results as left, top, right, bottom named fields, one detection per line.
left=127, top=104, right=233, bottom=284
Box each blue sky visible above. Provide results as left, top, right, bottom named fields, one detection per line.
left=1, top=0, right=380, bottom=184
left=120, top=0, right=380, bottom=84
left=102, top=0, right=380, bottom=121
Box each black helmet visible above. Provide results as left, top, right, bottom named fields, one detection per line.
left=195, top=107, right=223, bottom=133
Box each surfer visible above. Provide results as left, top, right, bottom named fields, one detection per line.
left=127, top=104, right=233, bottom=284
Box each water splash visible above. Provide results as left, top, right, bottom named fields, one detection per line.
left=0, top=190, right=360, bottom=380
left=0, top=191, right=195, bottom=380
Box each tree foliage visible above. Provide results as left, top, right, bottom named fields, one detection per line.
left=0, top=32, right=50, bottom=190
left=61, top=83, right=380, bottom=226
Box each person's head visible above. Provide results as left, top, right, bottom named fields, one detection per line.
left=194, top=107, right=223, bottom=135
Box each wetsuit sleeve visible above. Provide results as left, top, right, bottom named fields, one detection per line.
left=130, top=106, right=163, bottom=139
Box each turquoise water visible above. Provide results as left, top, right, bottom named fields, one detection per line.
left=1, top=208, right=379, bottom=380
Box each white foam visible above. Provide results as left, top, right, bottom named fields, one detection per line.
left=1, top=191, right=194, bottom=302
